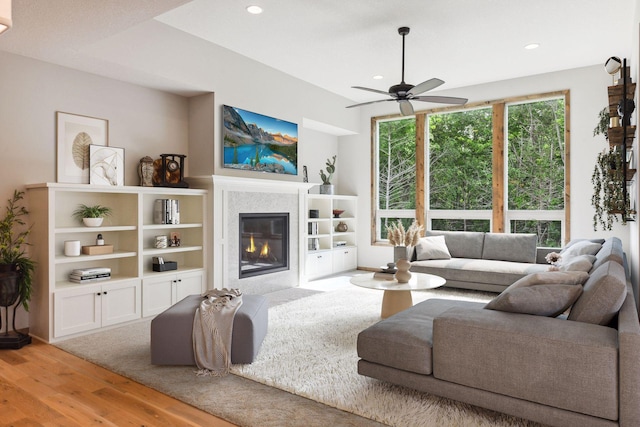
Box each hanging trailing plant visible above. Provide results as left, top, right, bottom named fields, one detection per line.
left=592, top=148, right=626, bottom=230
left=593, top=107, right=610, bottom=140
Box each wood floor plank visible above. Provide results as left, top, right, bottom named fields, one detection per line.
left=0, top=339, right=238, bottom=427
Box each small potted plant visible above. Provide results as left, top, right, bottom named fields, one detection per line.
left=319, top=155, right=336, bottom=195
left=73, top=204, right=112, bottom=227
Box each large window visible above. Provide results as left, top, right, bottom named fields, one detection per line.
left=373, top=91, right=569, bottom=247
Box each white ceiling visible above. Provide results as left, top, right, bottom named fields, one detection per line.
left=0, top=0, right=636, bottom=103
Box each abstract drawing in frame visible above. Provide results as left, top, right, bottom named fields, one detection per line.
left=56, top=112, right=109, bottom=183
left=89, top=145, right=124, bottom=186
left=222, top=105, right=298, bottom=175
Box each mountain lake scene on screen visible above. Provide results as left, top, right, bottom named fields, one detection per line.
left=223, top=105, right=298, bottom=175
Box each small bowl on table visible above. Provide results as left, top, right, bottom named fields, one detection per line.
left=332, top=209, right=345, bottom=218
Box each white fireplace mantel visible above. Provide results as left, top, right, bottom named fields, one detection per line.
left=189, top=175, right=315, bottom=292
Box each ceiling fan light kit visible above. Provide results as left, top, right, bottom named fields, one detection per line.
left=347, top=26, right=468, bottom=115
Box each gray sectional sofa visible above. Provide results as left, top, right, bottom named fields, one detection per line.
left=410, top=230, right=563, bottom=292
left=358, top=237, right=640, bottom=427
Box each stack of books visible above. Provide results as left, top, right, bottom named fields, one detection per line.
left=154, top=199, right=180, bottom=224
left=69, top=267, right=111, bottom=283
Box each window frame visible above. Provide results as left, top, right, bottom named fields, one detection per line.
left=371, top=90, right=570, bottom=246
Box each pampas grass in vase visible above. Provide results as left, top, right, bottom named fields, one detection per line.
left=386, top=219, right=423, bottom=263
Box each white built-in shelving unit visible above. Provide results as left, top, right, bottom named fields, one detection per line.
left=305, top=194, right=357, bottom=280
left=26, top=183, right=207, bottom=342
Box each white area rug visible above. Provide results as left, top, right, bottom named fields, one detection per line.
left=231, top=287, right=538, bottom=427
left=57, top=286, right=542, bottom=426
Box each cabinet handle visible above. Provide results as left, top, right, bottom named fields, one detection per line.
left=317, top=255, right=322, bottom=259
left=103, top=291, right=107, bottom=295
left=97, top=292, right=101, bottom=296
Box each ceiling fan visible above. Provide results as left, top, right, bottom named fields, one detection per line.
left=346, top=27, right=468, bottom=116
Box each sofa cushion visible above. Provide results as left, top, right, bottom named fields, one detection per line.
left=568, top=261, right=627, bottom=325
left=481, top=233, right=537, bottom=263
left=560, top=240, right=602, bottom=263
left=433, top=307, right=619, bottom=420
left=484, top=271, right=587, bottom=317
left=357, top=299, right=483, bottom=376
left=591, top=237, right=624, bottom=272
left=425, top=230, right=485, bottom=259
left=415, top=235, right=451, bottom=260
left=560, top=254, right=596, bottom=272
left=411, top=258, right=549, bottom=287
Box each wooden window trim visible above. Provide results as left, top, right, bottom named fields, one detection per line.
left=372, top=90, right=570, bottom=244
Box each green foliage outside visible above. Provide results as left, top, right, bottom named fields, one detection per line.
left=378, top=118, right=416, bottom=211
left=429, top=108, right=493, bottom=210
left=377, top=97, right=566, bottom=247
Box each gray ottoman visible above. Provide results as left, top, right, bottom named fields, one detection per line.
left=151, top=293, right=268, bottom=365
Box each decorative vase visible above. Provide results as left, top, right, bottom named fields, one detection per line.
left=319, top=184, right=334, bottom=195
left=82, top=217, right=104, bottom=227
left=394, top=258, right=412, bottom=283
left=394, top=246, right=409, bottom=263
left=336, top=221, right=348, bottom=232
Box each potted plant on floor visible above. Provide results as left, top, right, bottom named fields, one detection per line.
left=0, top=190, right=36, bottom=348
left=73, top=204, right=112, bottom=227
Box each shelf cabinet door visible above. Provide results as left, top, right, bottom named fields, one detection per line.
left=332, top=247, right=357, bottom=273
left=305, top=252, right=333, bottom=280
left=102, top=280, right=141, bottom=327
left=54, top=285, right=101, bottom=337
left=174, top=271, right=204, bottom=303
left=142, top=275, right=174, bottom=317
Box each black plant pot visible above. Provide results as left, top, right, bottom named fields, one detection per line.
left=0, top=263, right=31, bottom=349
left=0, top=264, right=20, bottom=307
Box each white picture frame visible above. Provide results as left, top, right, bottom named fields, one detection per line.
left=89, top=145, right=124, bottom=186
left=56, top=112, right=109, bottom=183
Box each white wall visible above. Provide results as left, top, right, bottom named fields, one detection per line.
left=341, top=64, right=634, bottom=270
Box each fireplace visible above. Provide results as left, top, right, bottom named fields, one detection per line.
left=239, top=213, right=289, bottom=278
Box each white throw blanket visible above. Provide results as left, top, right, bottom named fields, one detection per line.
left=193, top=288, right=243, bottom=376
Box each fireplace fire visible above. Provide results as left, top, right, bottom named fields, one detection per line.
left=239, top=213, right=289, bottom=278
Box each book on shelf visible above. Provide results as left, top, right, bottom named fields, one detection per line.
left=69, top=275, right=111, bottom=284
left=308, top=222, right=319, bottom=235
left=69, top=272, right=111, bottom=280
left=71, top=267, right=111, bottom=276
left=308, top=238, right=320, bottom=251
left=154, top=198, right=181, bottom=225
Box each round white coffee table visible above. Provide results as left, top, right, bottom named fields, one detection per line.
left=350, top=272, right=446, bottom=318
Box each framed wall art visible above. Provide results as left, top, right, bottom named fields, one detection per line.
left=222, top=105, right=298, bottom=175
left=56, top=112, right=109, bottom=183
left=89, top=145, right=124, bottom=186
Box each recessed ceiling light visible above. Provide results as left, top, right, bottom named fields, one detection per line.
left=524, top=43, right=539, bottom=50
left=246, top=5, right=263, bottom=14
left=373, top=75, right=384, bottom=80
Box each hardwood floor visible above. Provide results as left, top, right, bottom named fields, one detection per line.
left=0, top=338, right=237, bottom=426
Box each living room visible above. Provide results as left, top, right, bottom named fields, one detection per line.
left=1, top=1, right=640, bottom=426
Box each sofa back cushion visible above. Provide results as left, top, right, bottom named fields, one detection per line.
left=591, top=237, right=624, bottom=273
left=425, top=230, right=484, bottom=259
left=568, top=261, right=627, bottom=325
left=482, top=233, right=537, bottom=263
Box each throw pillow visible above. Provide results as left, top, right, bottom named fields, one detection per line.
left=568, top=261, right=627, bottom=325
left=560, top=254, right=597, bottom=273
left=560, top=240, right=602, bottom=263
left=484, top=271, right=589, bottom=317
left=415, top=235, right=451, bottom=260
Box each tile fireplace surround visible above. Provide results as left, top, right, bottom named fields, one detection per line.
left=191, top=175, right=314, bottom=294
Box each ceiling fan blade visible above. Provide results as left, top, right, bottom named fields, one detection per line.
left=351, top=86, right=391, bottom=96
left=346, top=99, right=394, bottom=108
left=399, top=100, right=414, bottom=116
left=407, top=78, right=444, bottom=96
left=412, top=95, right=468, bottom=105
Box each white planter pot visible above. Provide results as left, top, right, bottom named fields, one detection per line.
left=82, top=217, right=104, bottom=227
